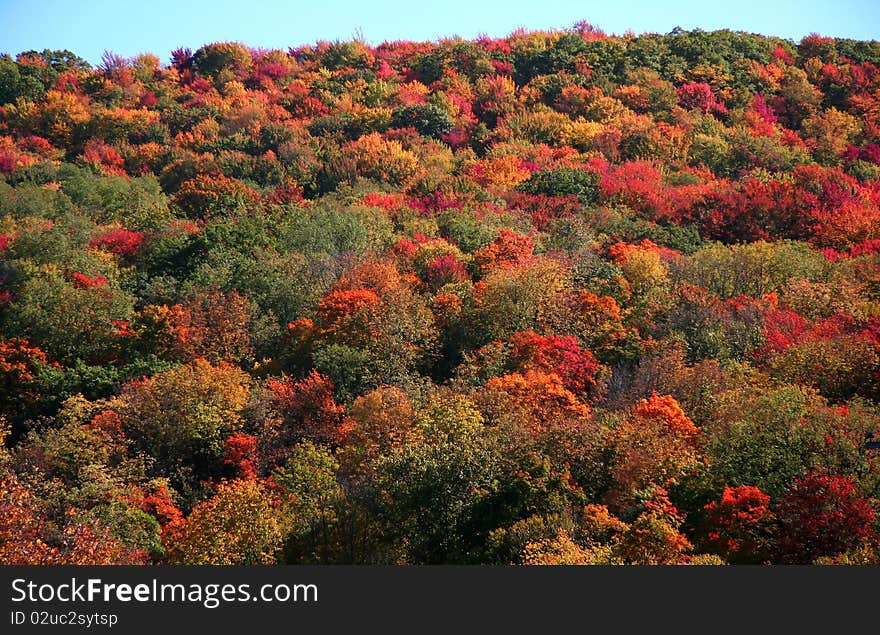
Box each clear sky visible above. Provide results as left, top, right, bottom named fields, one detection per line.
left=1, top=0, right=878, bottom=65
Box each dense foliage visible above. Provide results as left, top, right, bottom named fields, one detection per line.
left=3, top=24, right=880, bottom=565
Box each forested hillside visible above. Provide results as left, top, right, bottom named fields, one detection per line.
left=3, top=24, right=880, bottom=564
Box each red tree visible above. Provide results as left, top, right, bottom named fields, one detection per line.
left=224, top=433, right=259, bottom=480
left=508, top=330, right=603, bottom=399
left=775, top=474, right=876, bottom=563
left=90, top=227, right=146, bottom=258
left=266, top=370, right=347, bottom=448
left=702, top=485, right=775, bottom=563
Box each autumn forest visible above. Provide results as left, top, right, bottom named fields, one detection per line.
left=2, top=24, right=880, bottom=565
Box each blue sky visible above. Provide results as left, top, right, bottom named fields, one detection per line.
left=1, top=0, right=878, bottom=65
